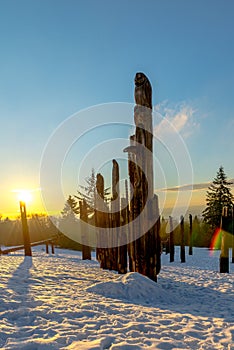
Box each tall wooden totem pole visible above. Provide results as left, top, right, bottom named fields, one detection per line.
left=124, top=72, right=161, bottom=281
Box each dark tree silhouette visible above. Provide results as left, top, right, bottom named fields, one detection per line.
left=203, top=166, right=233, bottom=229
left=61, top=195, right=79, bottom=218
left=74, top=168, right=110, bottom=217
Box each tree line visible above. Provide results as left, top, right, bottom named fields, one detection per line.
left=1, top=166, right=233, bottom=251
left=59, top=165, right=233, bottom=250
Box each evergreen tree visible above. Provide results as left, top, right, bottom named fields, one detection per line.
left=74, top=168, right=110, bottom=216
left=59, top=196, right=82, bottom=251
left=203, top=166, right=233, bottom=229
left=61, top=195, right=79, bottom=218
left=75, top=168, right=96, bottom=215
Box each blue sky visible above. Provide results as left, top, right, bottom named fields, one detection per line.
left=0, top=0, right=233, bottom=216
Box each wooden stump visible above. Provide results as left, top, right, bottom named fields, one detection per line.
left=220, top=211, right=229, bottom=273
left=180, top=215, right=185, bottom=263
left=169, top=216, right=175, bottom=263
left=19, top=201, right=32, bottom=257
left=80, top=200, right=91, bottom=260
left=189, top=214, right=193, bottom=255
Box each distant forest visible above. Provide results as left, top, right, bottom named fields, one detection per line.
left=0, top=214, right=232, bottom=250
left=0, top=214, right=82, bottom=251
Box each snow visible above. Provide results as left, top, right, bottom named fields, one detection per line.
left=0, top=247, right=233, bottom=349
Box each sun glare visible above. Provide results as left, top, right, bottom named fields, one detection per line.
left=18, top=190, right=32, bottom=203
left=12, top=189, right=33, bottom=204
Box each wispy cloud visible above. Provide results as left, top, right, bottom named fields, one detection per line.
left=154, top=101, right=199, bottom=138
left=157, top=179, right=234, bottom=192
left=158, top=182, right=208, bottom=192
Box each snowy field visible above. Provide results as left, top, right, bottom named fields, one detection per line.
left=0, top=246, right=233, bottom=350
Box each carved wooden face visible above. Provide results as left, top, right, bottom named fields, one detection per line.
left=135, top=72, right=147, bottom=87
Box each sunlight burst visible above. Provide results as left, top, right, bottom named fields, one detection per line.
left=18, top=190, right=32, bottom=203
left=11, top=189, right=35, bottom=204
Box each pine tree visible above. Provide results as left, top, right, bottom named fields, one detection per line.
left=74, top=168, right=110, bottom=216
left=75, top=168, right=96, bottom=216
left=203, top=166, right=233, bottom=229
left=57, top=196, right=83, bottom=251
left=61, top=195, right=79, bottom=218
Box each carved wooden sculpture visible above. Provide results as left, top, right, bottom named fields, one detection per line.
left=95, top=173, right=108, bottom=269
left=94, top=73, right=161, bottom=280
left=124, top=72, right=161, bottom=281
left=112, top=159, right=127, bottom=273
left=111, top=159, right=120, bottom=271
left=134, top=72, right=152, bottom=109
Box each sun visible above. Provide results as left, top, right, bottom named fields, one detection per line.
left=12, top=189, right=33, bottom=204
left=17, top=190, right=33, bottom=203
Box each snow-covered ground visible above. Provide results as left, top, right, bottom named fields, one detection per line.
left=0, top=246, right=233, bottom=349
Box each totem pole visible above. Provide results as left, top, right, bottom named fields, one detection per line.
left=124, top=72, right=161, bottom=281
left=95, top=173, right=108, bottom=269
left=109, top=159, right=128, bottom=273
left=111, top=159, right=120, bottom=271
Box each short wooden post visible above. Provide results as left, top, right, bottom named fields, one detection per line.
left=46, top=242, right=49, bottom=254
left=146, top=195, right=160, bottom=281
left=19, top=201, right=32, bottom=257
left=165, top=239, right=170, bottom=254
left=231, top=206, right=234, bottom=264
left=169, top=216, right=174, bottom=262
left=189, top=214, right=193, bottom=255
left=180, top=215, right=185, bottom=263
left=80, top=199, right=91, bottom=260
left=51, top=242, right=55, bottom=254
left=232, top=223, right=234, bottom=264
left=220, top=208, right=229, bottom=273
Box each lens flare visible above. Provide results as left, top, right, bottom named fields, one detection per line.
left=209, top=228, right=222, bottom=255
